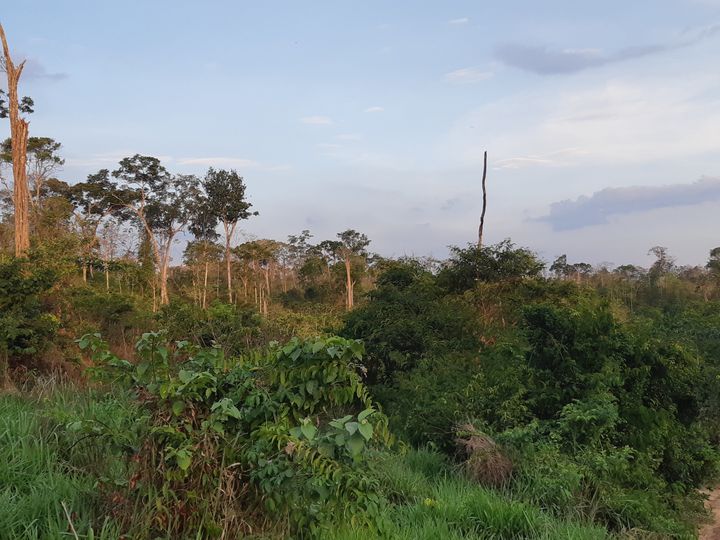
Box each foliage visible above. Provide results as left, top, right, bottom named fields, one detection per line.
left=157, top=299, right=261, bottom=355
left=0, top=257, right=57, bottom=377
left=78, top=332, right=389, bottom=537
left=437, top=239, right=544, bottom=293
left=341, top=259, right=477, bottom=382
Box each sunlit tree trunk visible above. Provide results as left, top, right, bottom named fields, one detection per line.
left=202, top=259, right=209, bottom=309
left=344, top=255, right=354, bottom=310
left=1, top=24, right=30, bottom=257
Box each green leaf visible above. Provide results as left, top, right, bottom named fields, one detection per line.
left=358, top=421, right=373, bottom=441
left=345, top=421, right=359, bottom=435
left=301, top=422, right=317, bottom=440
left=346, top=434, right=365, bottom=456
left=358, top=407, right=374, bottom=422
left=175, top=450, right=192, bottom=471
left=172, top=400, right=185, bottom=416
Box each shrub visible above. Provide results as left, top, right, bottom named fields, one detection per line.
left=437, top=239, right=544, bottom=294
left=78, top=332, right=389, bottom=538
left=341, top=260, right=477, bottom=383
left=157, top=299, right=261, bottom=355
left=0, top=257, right=57, bottom=382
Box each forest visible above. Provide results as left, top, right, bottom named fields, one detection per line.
left=3, top=19, right=720, bottom=540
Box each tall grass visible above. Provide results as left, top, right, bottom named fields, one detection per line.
left=0, top=380, right=124, bottom=539
left=1, top=380, right=616, bottom=540
left=321, top=449, right=611, bottom=539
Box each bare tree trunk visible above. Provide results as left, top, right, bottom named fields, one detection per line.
left=159, top=255, right=170, bottom=305
left=223, top=220, right=236, bottom=303
left=104, top=263, right=110, bottom=291
left=1, top=24, right=30, bottom=257
left=477, top=150, right=488, bottom=248
left=344, top=256, right=353, bottom=310
left=202, top=260, right=209, bottom=309
left=264, top=267, right=271, bottom=299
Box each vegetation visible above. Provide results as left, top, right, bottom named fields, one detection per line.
left=2, top=20, right=720, bottom=540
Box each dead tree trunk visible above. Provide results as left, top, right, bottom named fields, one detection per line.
left=477, top=151, right=488, bottom=248
left=0, top=24, right=30, bottom=257
left=344, top=256, right=354, bottom=310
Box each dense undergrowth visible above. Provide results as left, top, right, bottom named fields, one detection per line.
left=0, top=376, right=609, bottom=539
left=2, top=242, right=720, bottom=538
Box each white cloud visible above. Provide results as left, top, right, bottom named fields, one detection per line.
left=316, top=143, right=342, bottom=150
left=448, top=17, right=469, bottom=24
left=494, top=148, right=589, bottom=170
left=441, top=71, right=720, bottom=169
left=444, top=67, right=494, bottom=83
left=300, top=116, right=333, bottom=125
left=364, top=106, right=384, bottom=113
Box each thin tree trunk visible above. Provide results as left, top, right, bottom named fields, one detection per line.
left=223, top=220, right=236, bottom=303
left=105, top=263, right=110, bottom=291
left=477, top=150, right=488, bottom=247
left=344, top=256, right=353, bottom=310
left=1, top=24, right=30, bottom=257
left=202, top=260, right=209, bottom=309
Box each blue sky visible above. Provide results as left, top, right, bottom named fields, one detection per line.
left=2, top=0, right=720, bottom=267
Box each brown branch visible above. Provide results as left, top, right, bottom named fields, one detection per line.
left=478, top=150, right=488, bottom=248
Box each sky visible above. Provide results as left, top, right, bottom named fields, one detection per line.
left=1, top=0, right=720, bottom=268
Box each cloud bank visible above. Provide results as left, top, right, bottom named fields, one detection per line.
left=538, top=176, right=720, bottom=230
left=495, top=24, right=720, bottom=75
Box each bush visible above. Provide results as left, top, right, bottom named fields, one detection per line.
left=78, top=332, right=390, bottom=538
left=341, top=260, right=477, bottom=383
left=0, top=257, right=57, bottom=381
left=437, top=240, right=544, bottom=294
left=157, top=300, right=261, bottom=355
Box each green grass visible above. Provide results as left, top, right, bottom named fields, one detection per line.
left=0, top=382, right=613, bottom=540
left=0, top=382, right=124, bottom=540
left=321, top=449, right=611, bottom=539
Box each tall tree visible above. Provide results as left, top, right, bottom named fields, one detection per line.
left=66, top=170, right=117, bottom=281
left=188, top=196, right=220, bottom=308
left=0, top=137, right=63, bottom=211
left=106, top=155, right=200, bottom=306
left=203, top=168, right=257, bottom=303
left=325, top=230, right=370, bottom=310
left=0, top=23, right=34, bottom=256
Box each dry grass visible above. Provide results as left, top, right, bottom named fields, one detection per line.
left=455, top=423, right=513, bottom=488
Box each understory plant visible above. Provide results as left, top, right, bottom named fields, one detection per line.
left=77, top=332, right=389, bottom=538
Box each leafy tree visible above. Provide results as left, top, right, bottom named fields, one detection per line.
left=648, top=246, right=675, bottom=285
left=0, top=256, right=56, bottom=386
left=103, top=155, right=200, bottom=306
left=0, top=136, right=64, bottom=209
left=202, top=168, right=257, bottom=303
left=320, top=230, right=370, bottom=310
left=183, top=240, right=222, bottom=308
left=438, top=239, right=544, bottom=293
left=707, top=247, right=720, bottom=281
left=62, top=170, right=116, bottom=281
left=341, top=259, right=476, bottom=382
left=188, top=193, right=220, bottom=307
left=550, top=254, right=570, bottom=278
